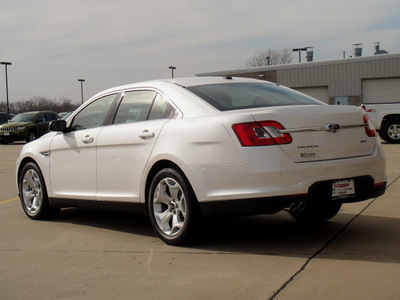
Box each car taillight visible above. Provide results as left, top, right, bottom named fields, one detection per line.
left=364, top=114, right=377, bottom=137
left=361, top=105, right=375, bottom=113
left=232, top=121, right=292, bottom=146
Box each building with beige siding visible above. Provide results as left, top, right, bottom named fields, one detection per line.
left=197, top=53, right=400, bottom=106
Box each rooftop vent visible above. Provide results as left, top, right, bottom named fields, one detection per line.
left=306, top=47, right=314, bottom=62
left=374, top=42, right=388, bottom=55
left=353, top=43, right=363, bottom=57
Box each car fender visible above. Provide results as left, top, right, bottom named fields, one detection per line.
left=16, top=133, right=56, bottom=197
left=142, top=118, right=247, bottom=203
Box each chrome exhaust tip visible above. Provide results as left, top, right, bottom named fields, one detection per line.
left=297, top=201, right=306, bottom=212
left=284, top=201, right=306, bottom=213
left=289, top=202, right=298, bottom=213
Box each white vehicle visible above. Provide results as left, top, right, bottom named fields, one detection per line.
left=16, top=77, right=386, bottom=245
left=361, top=103, right=400, bottom=143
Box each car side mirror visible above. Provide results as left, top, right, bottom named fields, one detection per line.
left=49, top=120, right=67, bottom=132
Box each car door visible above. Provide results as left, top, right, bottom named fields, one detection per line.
left=39, top=112, right=58, bottom=137
left=96, top=91, right=175, bottom=203
left=35, top=113, right=49, bottom=137
left=48, top=94, right=117, bottom=202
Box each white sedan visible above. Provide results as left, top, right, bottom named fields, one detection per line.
left=16, top=77, right=386, bottom=245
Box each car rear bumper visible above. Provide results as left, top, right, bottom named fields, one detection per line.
left=199, top=176, right=386, bottom=217
left=183, top=144, right=386, bottom=204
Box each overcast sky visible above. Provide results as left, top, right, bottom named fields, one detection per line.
left=1, top=0, right=399, bottom=105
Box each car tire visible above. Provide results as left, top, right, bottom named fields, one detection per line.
left=26, top=131, right=36, bottom=143
left=381, top=119, right=400, bottom=143
left=148, top=168, right=199, bottom=245
left=19, top=162, right=60, bottom=220
left=289, top=201, right=342, bottom=223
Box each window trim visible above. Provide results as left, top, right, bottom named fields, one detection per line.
left=67, top=93, right=121, bottom=132
left=65, top=87, right=183, bottom=131
left=112, top=90, right=158, bottom=125
left=111, top=88, right=182, bottom=125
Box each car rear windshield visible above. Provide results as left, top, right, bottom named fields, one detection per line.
left=186, top=82, right=323, bottom=111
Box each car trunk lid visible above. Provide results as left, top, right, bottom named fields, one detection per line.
left=249, top=105, right=376, bottom=163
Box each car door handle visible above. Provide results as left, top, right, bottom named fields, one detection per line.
left=82, top=135, right=94, bottom=143
left=138, top=130, right=155, bottom=139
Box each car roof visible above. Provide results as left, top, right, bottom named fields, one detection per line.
left=166, top=76, right=268, bottom=87
left=80, top=77, right=279, bottom=118
left=93, top=77, right=272, bottom=98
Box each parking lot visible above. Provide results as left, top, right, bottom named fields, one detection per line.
left=1, top=142, right=399, bottom=299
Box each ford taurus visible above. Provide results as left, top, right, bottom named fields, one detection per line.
left=16, top=77, right=386, bottom=245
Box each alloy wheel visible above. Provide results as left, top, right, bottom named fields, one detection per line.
left=152, top=177, right=187, bottom=237
left=22, top=169, right=43, bottom=215
left=388, top=124, right=400, bottom=141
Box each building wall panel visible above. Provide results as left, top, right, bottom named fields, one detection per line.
left=197, top=53, right=400, bottom=107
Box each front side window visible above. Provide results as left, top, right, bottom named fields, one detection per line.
left=187, top=82, right=323, bottom=111
left=113, top=91, right=157, bottom=125
left=71, top=94, right=116, bottom=131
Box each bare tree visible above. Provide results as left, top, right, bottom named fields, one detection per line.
left=246, top=48, right=293, bottom=67
left=0, top=97, right=79, bottom=114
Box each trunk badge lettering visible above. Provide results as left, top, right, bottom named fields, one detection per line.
left=300, top=153, right=316, bottom=159
left=324, top=123, right=341, bottom=133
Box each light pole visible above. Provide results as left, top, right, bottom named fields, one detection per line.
left=1, top=62, right=12, bottom=113
left=78, top=79, right=85, bottom=104
left=169, top=66, right=176, bottom=78
left=292, top=47, right=307, bottom=63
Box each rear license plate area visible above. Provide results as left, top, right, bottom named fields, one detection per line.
left=332, top=179, right=355, bottom=200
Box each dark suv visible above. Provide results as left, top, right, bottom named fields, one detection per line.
left=0, top=112, right=13, bottom=125
left=0, top=111, right=58, bottom=144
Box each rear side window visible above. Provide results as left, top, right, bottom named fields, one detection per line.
left=187, top=82, right=323, bottom=111
left=36, top=113, right=45, bottom=122
left=148, top=94, right=175, bottom=120
left=113, top=91, right=175, bottom=124
left=113, top=91, right=157, bottom=124
left=45, top=113, right=58, bottom=121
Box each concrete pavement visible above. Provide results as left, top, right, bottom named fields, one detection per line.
left=275, top=143, right=400, bottom=299
left=0, top=142, right=399, bottom=299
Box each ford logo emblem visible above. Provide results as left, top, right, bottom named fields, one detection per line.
left=324, top=123, right=341, bottom=133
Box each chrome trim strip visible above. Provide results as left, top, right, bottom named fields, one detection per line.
left=40, top=151, right=50, bottom=157
left=279, top=124, right=367, bottom=134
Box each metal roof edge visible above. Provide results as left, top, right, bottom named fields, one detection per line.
left=196, top=52, right=400, bottom=76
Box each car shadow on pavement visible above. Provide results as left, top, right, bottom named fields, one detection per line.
left=56, top=207, right=156, bottom=238
left=53, top=208, right=400, bottom=264
left=193, top=213, right=400, bottom=265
